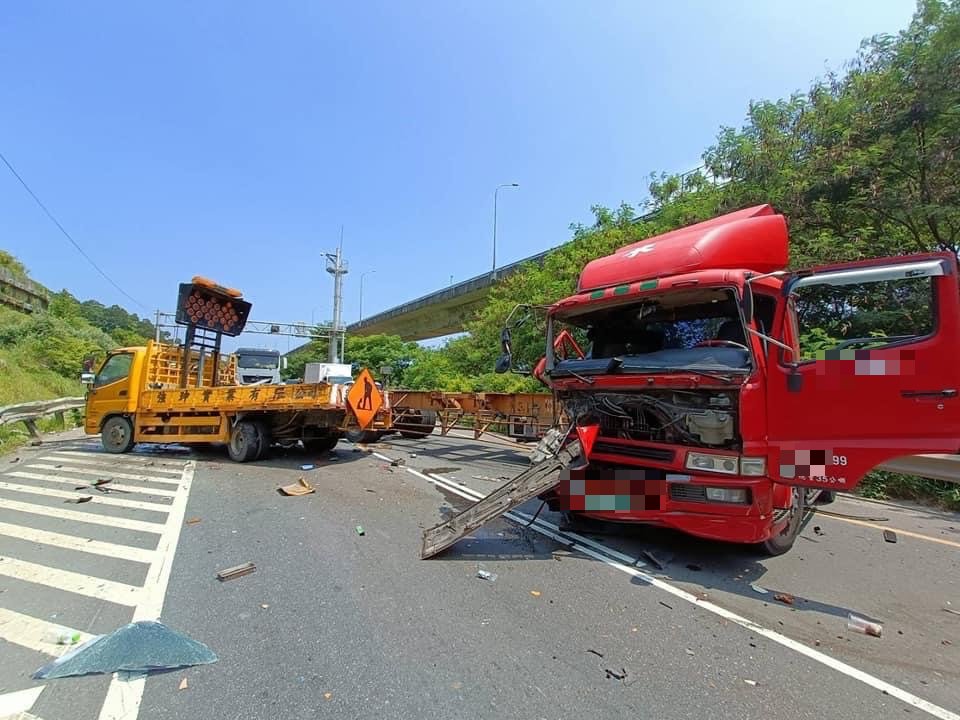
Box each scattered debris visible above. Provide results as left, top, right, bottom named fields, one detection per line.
left=9, top=457, right=20, bottom=463
left=260, top=604, right=269, bottom=610
left=53, top=464, right=63, bottom=469
left=942, top=639, right=953, bottom=646
left=29, top=439, right=42, bottom=446
left=686, top=563, right=702, bottom=572
left=750, top=584, right=768, bottom=595
left=279, top=478, right=315, bottom=496
left=883, top=530, right=898, bottom=544
left=364, top=488, right=377, bottom=493
left=185, top=517, right=202, bottom=525
left=640, top=550, right=665, bottom=571
left=604, top=667, right=626, bottom=680
left=355, top=525, right=365, bottom=536
left=744, top=679, right=757, bottom=686
left=813, top=526, right=824, bottom=536
left=33, top=621, right=217, bottom=679
left=300, top=464, right=315, bottom=471
left=409, top=453, right=417, bottom=458
left=178, top=678, right=189, bottom=691
left=46, top=626, right=81, bottom=645
left=659, top=601, right=673, bottom=610
left=390, top=458, right=405, bottom=467
left=847, top=613, right=882, bottom=637
left=323, top=692, right=333, bottom=700
left=774, top=593, right=795, bottom=606
left=471, top=474, right=511, bottom=482
left=216, top=562, right=256, bottom=582
left=422, top=467, right=461, bottom=475
left=530, top=590, right=541, bottom=598
left=476, top=569, right=498, bottom=582
left=65, top=496, right=92, bottom=504
left=942, top=607, right=960, bottom=617
left=587, top=649, right=604, bottom=658
left=685, top=648, right=695, bottom=656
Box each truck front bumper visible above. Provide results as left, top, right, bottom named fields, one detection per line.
left=542, top=471, right=780, bottom=545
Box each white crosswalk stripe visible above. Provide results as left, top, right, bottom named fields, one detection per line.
left=24, top=462, right=184, bottom=486
left=10, top=469, right=179, bottom=497
left=0, top=479, right=174, bottom=512
left=0, top=443, right=196, bottom=720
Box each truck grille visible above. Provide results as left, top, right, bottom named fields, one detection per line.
left=592, top=441, right=675, bottom=463
left=669, top=484, right=707, bottom=502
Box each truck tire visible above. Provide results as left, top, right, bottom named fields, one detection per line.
left=228, top=421, right=260, bottom=463
left=253, top=421, right=271, bottom=461
left=759, top=488, right=805, bottom=556
left=304, top=435, right=340, bottom=453
left=397, top=410, right=437, bottom=439
left=346, top=430, right=381, bottom=444
left=101, top=416, right=135, bottom=454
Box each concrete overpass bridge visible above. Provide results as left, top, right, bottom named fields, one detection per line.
left=346, top=248, right=553, bottom=341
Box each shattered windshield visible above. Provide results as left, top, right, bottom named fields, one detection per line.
left=552, top=287, right=752, bottom=375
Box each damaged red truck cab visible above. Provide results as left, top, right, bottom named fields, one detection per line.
left=533, top=205, right=960, bottom=554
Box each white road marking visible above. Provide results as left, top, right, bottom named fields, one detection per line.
left=0, top=521, right=155, bottom=564
left=10, top=469, right=178, bottom=498
left=0, top=557, right=142, bottom=606
left=22, top=463, right=183, bottom=486
left=0, top=685, right=45, bottom=716
left=0, top=480, right=173, bottom=513
left=97, top=461, right=196, bottom=720
left=378, top=452, right=960, bottom=720
left=0, top=607, right=95, bottom=657
left=46, top=453, right=184, bottom=475
left=0, top=499, right=164, bottom=533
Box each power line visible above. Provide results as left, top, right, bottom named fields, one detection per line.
left=0, top=150, right=149, bottom=311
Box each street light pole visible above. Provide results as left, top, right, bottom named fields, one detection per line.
left=359, top=270, right=376, bottom=322
left=492, top=182, right=519, bottom=279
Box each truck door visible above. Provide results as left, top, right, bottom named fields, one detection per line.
left=84, top=351, right=136, bottom=434
left=766, top=253, right=960, bottom=491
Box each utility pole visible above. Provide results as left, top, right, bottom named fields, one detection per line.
left=325, top=226, right=349, bottom=363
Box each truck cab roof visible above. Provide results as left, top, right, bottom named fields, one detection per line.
left=576, top=204, right=788, bottom=292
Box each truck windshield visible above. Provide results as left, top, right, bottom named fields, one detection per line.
left=552, top=287, right=751, bottom=376
left=237, top=354, right=279, bottom=369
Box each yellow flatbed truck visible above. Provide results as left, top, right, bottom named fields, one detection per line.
left=82, top=277, right=387, bottom=461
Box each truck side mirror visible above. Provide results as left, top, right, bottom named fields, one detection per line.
left=80, top=372, right=96, bottom=386
left=282, top=357, right=288, bottom=370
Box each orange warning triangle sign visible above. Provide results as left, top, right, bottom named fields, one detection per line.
left=347, top=368, right=383, bottom=429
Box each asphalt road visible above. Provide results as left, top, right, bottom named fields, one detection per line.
left=1, top=428, right=958, bottom=720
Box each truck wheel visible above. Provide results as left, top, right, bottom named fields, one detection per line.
left=759, top=488, right=805, bottom=556
left=346, top=430, right=381, bottom=444
left=228, top=421, right=260, bottom=463
left=398, top=410, right=437, bottom=439
left=102, top=416, right=135, bottom=454
left=305, top=435, right=340, bottom=453
left=253, top=422, right=271, bottom=460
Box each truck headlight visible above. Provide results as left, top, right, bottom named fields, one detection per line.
left=705, top=487, right=749, bottom=503
left=740, top=457, right=766, bottom=476
left=686, top=452, right=739, bottom=475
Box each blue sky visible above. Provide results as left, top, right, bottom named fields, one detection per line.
left=1, top=1, right=915, bottom=352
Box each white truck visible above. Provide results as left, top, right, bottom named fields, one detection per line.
left=235, top=347, right=286, bottom=385
left=304, top=362, right=354, bottom=384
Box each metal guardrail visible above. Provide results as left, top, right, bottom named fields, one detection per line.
left=0, top=397, right=85, bottom=440
left=877, top=455, right=960, bottom=485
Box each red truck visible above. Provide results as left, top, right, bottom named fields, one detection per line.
left=509, top=204, right=960, bottom=554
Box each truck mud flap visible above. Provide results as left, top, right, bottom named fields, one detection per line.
left=420, top=437, right=581, bottom=559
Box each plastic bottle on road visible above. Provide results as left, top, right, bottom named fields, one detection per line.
left=45, top=626, right=81, bottom=645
